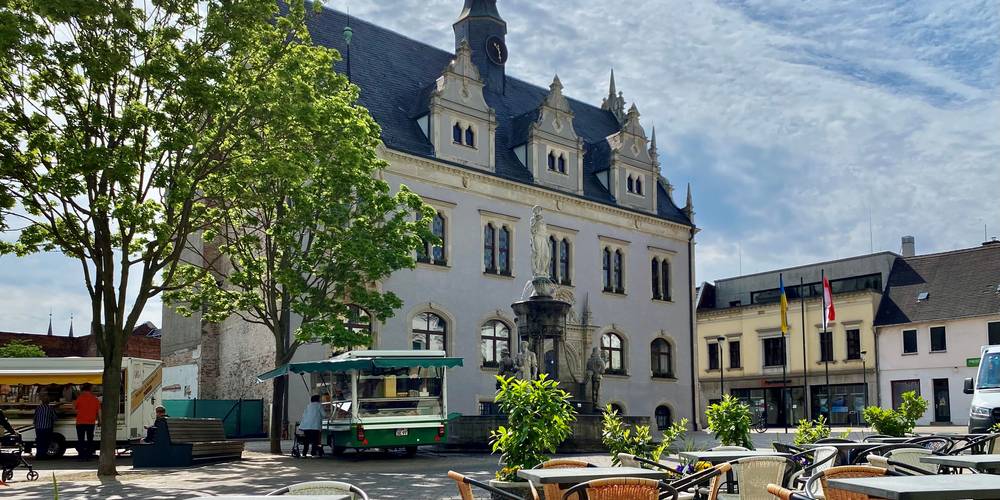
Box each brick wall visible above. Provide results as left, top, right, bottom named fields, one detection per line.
left=0, top=331, right=160, bottom=360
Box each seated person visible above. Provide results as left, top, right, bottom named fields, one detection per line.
left=143, top=405, right=168, bottom=443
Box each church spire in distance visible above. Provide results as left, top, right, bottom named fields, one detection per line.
left=601, top=69, right=626, bottom=125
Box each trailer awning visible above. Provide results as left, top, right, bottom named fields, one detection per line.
left=257, top=356, right=464, bottom=381
left=0, top=369, right=104, bottom=385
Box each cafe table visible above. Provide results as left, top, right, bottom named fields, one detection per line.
left=920, top=454, right=1000, bottom=474
left=516, top=466, right=670, bottom=486
left=827, top=474, right=1000, bottom=500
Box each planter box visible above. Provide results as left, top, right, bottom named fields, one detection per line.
left=446, top=414, right=650, bottom=452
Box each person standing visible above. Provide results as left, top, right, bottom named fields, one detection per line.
left=74, top=383, right=100, bottom=459
left=299, top=394, right=324, bottom=457
left=33, top=395, right=57, bottom=459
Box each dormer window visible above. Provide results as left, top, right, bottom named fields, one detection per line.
left=557, top=154, right=566, bottom=174
left=465, top=126, right=475, bottom=147
left=548, top=151, right=556, bottom=171
left=635, top=177, right=643, bottom=195
left=453, top=122, right=463, bottom=143
left=627, top=175, right=635, bottom=193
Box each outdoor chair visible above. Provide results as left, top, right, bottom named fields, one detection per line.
left=949, top=432, right=1000, bottom=455
left=617, top=453, right=686, bottom=477
left=707, top=456, right=798, bottom=500
left=814, top=438, right=854, bottom=444
left=771, top=443, right=806, bottom=455
left=883, top=448, right=938, bottom=474
left=668, top=463, right=728, bottom=500
left=904, top=436, right=953, bottom=454
left=265, top=481, right=370, bottom=499
left=849, top=443, right=908, bottom=465
left=861, top=435, right=894, bottom=443
left=447, top=471, right=539, bottom=500
left=562, top=477, right=678, bottom=500
left=787, top=446, right=837, bottom=487
left=803, top=465, right=893, bottom=500
left=534, top=458, right=597, bottom=500
left=765, top=484, right=812, bottom=500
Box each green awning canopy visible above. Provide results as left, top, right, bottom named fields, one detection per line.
left=257, top=356, right=463, bottom=381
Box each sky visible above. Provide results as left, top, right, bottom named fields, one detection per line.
left=1, top=0, right=998, bottom=334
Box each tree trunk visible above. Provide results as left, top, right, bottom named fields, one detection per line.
left=269, top=373, right=287, bottom=454
left=97, top=342, right=124, bottom=476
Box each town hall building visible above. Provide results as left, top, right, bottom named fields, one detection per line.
left=162, top=0, right=698, bottom=435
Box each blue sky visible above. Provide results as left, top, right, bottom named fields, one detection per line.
left=1, top=0, right=998, bottom=334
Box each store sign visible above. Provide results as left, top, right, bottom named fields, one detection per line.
left=967, top=357, right=981, bottom=367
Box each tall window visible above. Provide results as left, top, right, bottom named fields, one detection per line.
left=602, top=332, right=625, bottom=374
left=452, top=122, right=462, bottom=143
left=558, top=239, right=571, bottom=285
left=990, top=322, right=1000, bottom=346
left=819, top=331, right=833, bottom=362
left=480, top=320, right=511, bottom=367
left=651, top=258, right=661, bottom=299
left=431, top=212, right=446, bottom=265
left=465, top=126, right=475, bottom=147
left=483, top=223, right=496, bottom=273
left=891, top=379, right=920, bottom=409
left=903, top=329, right=917, bottom=354
left=549, top=236, right=558, bottom=281
left=661, top=260, right=671, bottom=301
left=547, top=151, right=556, bottom=171
left=729, top=340, right=741, bottom=368
left=655, top=405, right=672, bottom=430
left=627, top=175, right=634, bottom=193
left=651, top=339, right=673, bottom=378
left=412, top=312, right=447, bottom=351
left=846, top=329, right=861, bottom=360
left=763, top=337, right=785, bottom=367
left=557, top=154, right=566, bottom=173
left=635, top=177, right=643, bottom=195
left=498, top=226, right=510, bottom=275
left=613, top=249, right=624, bottom=293
left=707, top=342, right=720, bottom=370
left=602, top=247, right=612, bottom=291
left=930, top=326, right=947, bottom=352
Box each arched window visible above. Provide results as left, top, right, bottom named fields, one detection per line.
left=480, top=320, right=511, bottom=367
left=602, top=247, right=612, bottom=291
left=549, top=236, right=558, bottom=281
left=613, top=249, right=624, bottom=293
left=661, top=260, right=671, bottom=301
left=607, top=403, right=625, bottom=415
left=651, top=258, right=661, bottom=299
left=484, top=223, right=496, bottom=273
left=651, top=338, right=673, bottom=378
left=559, top=239, right=571, bottom=285
left=412, top=312, right=447, bottom=351
left=635, top=177, right=643, bottom=195
left=498, top=226, right=511, bottom=275
left=431, top=212, right=446, bottom=265
left=465, top=126, right=475, bottom=147
left=627, top=175, right=634, bottom=193
left=655, top=405, right=672, bottom=430
left=557, top=154, right=566, bottom=174
left=547, top=151, right=556, bottom=171
left=602, top=332, right=625, bottom=374
left=453, top=122, right=462, bottom=143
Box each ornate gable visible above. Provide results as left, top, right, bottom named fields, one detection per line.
left=518, top=75, right=584, bottom=194
left=608, top=104, right=658, bottom=213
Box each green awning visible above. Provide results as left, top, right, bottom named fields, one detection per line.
left=257, top=356, right=463, bottom=381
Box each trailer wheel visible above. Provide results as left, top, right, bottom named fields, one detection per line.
left=48, top=434, right=67, bottom=458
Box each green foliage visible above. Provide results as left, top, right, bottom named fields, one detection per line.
left=862, top=391, right=928, bottom=437
left=490, top=375, right=576, bottom=481
left=793, top=415, right=830, bottom=445
left=602, top=404, right=687, bottom=465
left=52, top=473, right=58, bottom=499
left=705, top=395, right=753, bottom=449
left=991, top=422, right=1000, bottom=433
left=0, top=340, right=46, bottom=358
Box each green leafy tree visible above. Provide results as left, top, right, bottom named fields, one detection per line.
left=705, top=395, right=754, bottom=449
left=602, top=404, right=687, bottom=467
left=862, top=391, right=928, bottom=437
left=0, top=340, right=45, bottom=358
left=0, top=0, right=344, bottom=474
left=490, top=375, right=576, bottom=481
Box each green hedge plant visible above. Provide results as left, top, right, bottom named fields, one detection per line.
left=602, top=404, right=688, bottom=465
left=490, top=375, right=576, bottom=481
left=862, top=391, right=928, bottom=437
left=705, top=395, right=753, bottom=449
left=793, top=415, right=831, bottom=445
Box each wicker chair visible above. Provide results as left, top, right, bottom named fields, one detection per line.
left=772, top=443, right=806, bottom=455
left=765, top=484, right=812, bottom=500
left=849, top=443, right=908, bottom=465
left=617, top=453, right=685, bottom=477
left=562, top=477, right=678, bottom=500
left=265, top=481, right=370, bottom=499
left=884, top=448, right=938, bottom=474
left=788, top=446, right=837, bottom=486
left=950, top=432, right=1000, bottom=455
left=707, top=456, right=797, bottom=500
left=861, top=435, right=894, bottom=443
left=533, top=458, right=597, bottom=500
left=447, top=471, right=539, bottom=500
left=904, top=436, right=953, bottom=454
left=804, top=465, right=890, bottom=500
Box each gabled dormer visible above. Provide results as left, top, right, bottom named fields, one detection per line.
left=512, top=75, right=584, bottom=194
left=607, top=104, right=658, bottom=213
left=424, top=40, right=497, bottom=171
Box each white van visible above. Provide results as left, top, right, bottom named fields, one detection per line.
left=0, top=357, right=162, bottom=456
left=964, top=345, right=1000, bottom=433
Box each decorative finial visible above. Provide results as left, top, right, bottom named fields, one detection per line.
left=68, top=313, right=74, bottom=338
left=684, top=183, right=695, bottom=222
left=650, top=126, right=658, bottom=151
left=551, top=74, right=562, bottom=90
left=47, top=311, right=53, bottom=336
left=609, top=68, right=617, bottom=96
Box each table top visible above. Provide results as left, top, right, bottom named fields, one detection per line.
left=516, top=466, right=670, bottom=484
left=921, top=454, right=1000, bottom=468
left=208, top=496, right=350, bottom=500
left=678, top=450, right=790, bottom=463
left=802, top=442, right=880, bottom=449
left=828, top=474, right=1000, bottom=500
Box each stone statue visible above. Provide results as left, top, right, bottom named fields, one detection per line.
left=585, top=347, right=606, bottom=405
left=529, top=206, right=550, bottom=279
left=516, top=340, right=538, bottom=380
left=496, top=347, right=517, bottom=389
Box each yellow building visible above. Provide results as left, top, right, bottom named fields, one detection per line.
left=696, top=253, right=897, bottom=428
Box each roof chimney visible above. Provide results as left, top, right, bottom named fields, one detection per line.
left=901, top=235, right=915, bottom=257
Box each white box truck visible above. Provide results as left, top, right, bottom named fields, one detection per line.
left=0, top=357, right=162, bottom=456
left=964, top=345, right=1000, bottom=433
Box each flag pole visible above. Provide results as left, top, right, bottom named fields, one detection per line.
left=822, top=269, right=832, bottom=424
left=781, top=273, right=788, bottom=434
left=800, top=276, right=808, bottom=421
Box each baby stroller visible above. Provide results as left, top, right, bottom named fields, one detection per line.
left=1, top=433, right=39, bottom=483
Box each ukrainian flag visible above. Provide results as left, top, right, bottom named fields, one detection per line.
left=779, top=273, right=789, bottom=335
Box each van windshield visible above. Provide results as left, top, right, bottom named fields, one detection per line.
left=978, top=352, right=1000, bottom=389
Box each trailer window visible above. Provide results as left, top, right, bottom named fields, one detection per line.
left=357, top=366, right=443, bottom=418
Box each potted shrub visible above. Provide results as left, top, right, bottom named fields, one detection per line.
left=705, top=395, right=754, bottom=449
left=489, top=375, right=576, bottom=499
left=793, top=415, right=831, bottom=445
left=602, top=404, right=688, bottom=472
left=862, top=390, right=928, bottom=437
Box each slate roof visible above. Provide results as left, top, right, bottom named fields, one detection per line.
left=306, top=7, right=692, bottom=227
left=874, top=242, right=1000, bottom=326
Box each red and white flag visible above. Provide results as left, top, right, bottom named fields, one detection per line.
left=822, top=275, right=836, bottom=330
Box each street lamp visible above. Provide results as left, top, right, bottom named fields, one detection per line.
left=716, top=336, right=727, bottom=399
left=861, top=350, right=869, bottom=425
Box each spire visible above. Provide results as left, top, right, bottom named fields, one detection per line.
left=608, top=69, right=617, bottom=97
left=68, top=314, right=74, bottom=338
left=47, top=311, right=53, bottom=336
left=684, top=183, right=695, bottom=222
left=601, top=69, right=626, bottom=125
left=456, top=0, right=505, bottom=25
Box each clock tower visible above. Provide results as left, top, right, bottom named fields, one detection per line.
left=453, top=0, right=507, bottom=93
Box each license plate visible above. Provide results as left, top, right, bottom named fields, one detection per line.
left=395, top=428, right=408, bottom=437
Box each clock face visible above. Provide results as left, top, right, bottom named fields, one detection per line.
left=485, top=36, right=508, bottom=65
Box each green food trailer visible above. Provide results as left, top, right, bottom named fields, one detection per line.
left=258, top=350, right=462, bottom=455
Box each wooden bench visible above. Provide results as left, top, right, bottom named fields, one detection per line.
left=132, top=417, right=244, bottom=467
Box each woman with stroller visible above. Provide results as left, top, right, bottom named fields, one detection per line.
left=0, top=409, right=16, bottom=437
left=299, top=395, right=324, bottom=457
